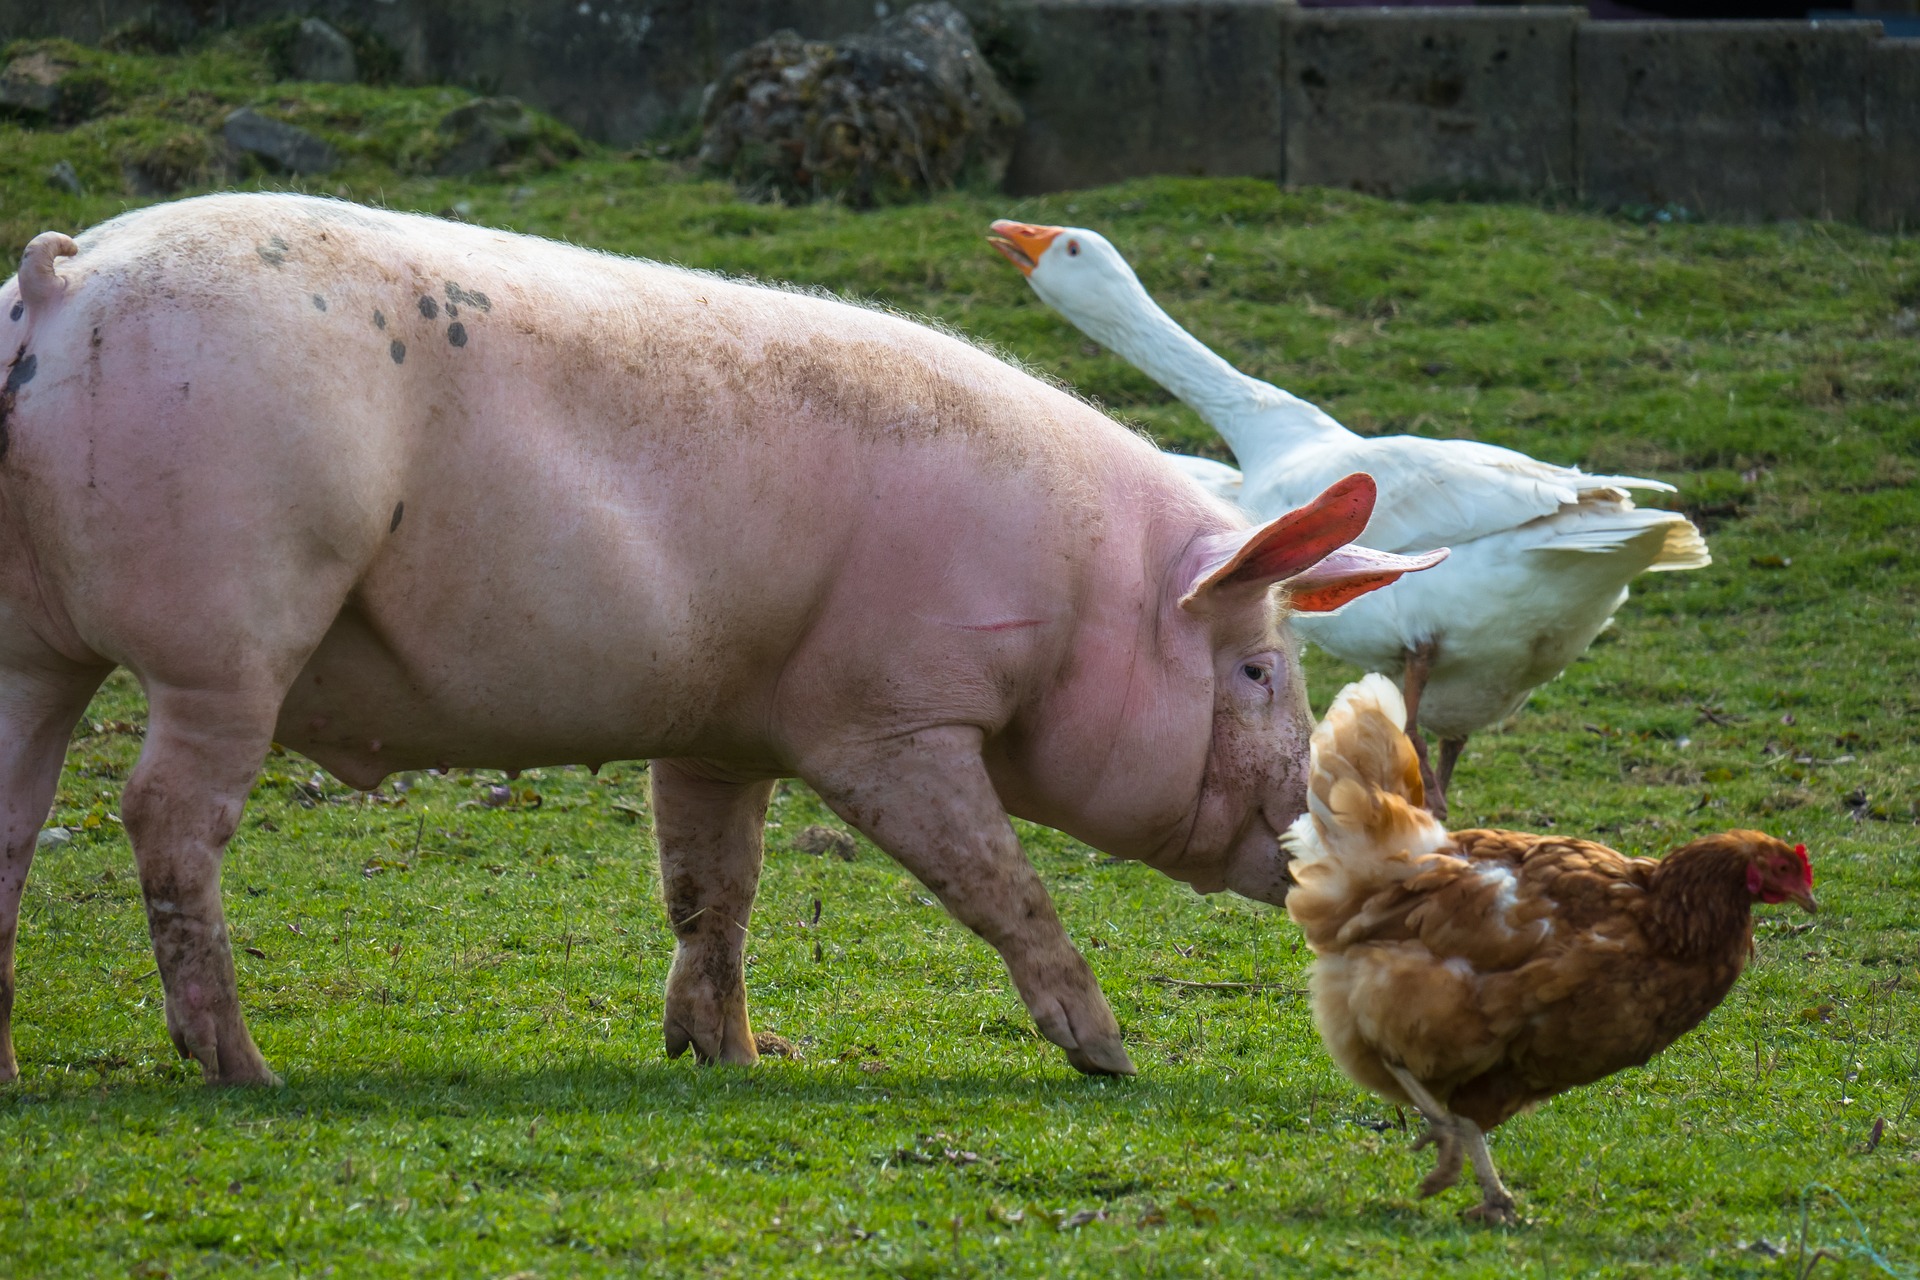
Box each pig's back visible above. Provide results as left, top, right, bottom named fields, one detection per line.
left=4, top=193, right=1180, bottom=780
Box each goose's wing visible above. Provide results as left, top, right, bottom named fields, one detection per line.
left=1256, top=434, right=1681, bottom=555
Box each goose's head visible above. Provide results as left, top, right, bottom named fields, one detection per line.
left=988, top=220, right=1150, bottom=325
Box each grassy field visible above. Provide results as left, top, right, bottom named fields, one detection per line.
left=2, top=29, right=1918, bottom=1280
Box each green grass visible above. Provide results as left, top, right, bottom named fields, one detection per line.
left=3, top=31, right=1919, bottom=1280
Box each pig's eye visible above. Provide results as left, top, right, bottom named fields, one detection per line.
left=1242, top=663, right=1268, bottom=685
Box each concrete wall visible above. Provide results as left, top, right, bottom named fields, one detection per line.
left=1865, top=38, right=1920, bottom=231
left=1004, top=1, right=1284, bottom=194
left=1575, top=21, right=1878, bottom=221
left=1281, top=7, right=1581, bottom=197
left=2, top=0, right=1916, bottom=226
left=0, top=0, right=879, bottom=144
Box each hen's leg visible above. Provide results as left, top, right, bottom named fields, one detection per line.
left=652, top=761, right=774, bottom=1067
left=1457, top=1119, right=1518, bottom=1225
left=1399, top=643, right=1445, bottom=821
left=1385, top=1063, right=1463, bottom=1197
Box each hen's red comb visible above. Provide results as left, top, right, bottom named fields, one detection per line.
left=1793, top=843, right=1812, bottom=883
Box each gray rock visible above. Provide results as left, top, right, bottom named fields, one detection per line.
left=0, top=50, right=67, bottom=114
left=1, top=49, right=106, bottom=123
left=36, top=826, right=72, bottom=849
left=435, top=96, right=535, bottom=176
left=222, top=107, right=338, bottom=176
left=47, top=158, right=85, bottom=196
left=699, top=1, right=1023, bottom=206
left=290, top=18, right=358, bottom=85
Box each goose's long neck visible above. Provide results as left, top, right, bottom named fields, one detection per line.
left=1048, top=276, right=1347, bottom=472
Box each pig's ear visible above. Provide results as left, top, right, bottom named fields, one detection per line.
left=1286, top=544, right=1449, bottom=613
left=1180, top=473, right=1380, bottom=609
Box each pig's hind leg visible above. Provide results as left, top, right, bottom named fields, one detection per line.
left=806, top=726, right=1135, bottom=1077
left=121, top=680, right=298, bottom=1085
left=0, top=663, right=110, bottom=1081
left=108, top=565, right=362, bottom=1085
left=652, top=761, right=774, bottom=1066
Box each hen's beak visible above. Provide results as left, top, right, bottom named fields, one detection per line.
left=1787, top=885, right=1819, bottom=914
left=988, top=219, right=1063, bottom=277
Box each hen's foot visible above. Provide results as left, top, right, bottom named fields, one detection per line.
left=1462, top=1194, right=1520, bottom=1227
left=1415, top=1127, right=1463, bottom=1198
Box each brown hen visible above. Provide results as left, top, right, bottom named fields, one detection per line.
left=1284, top=674, right=1817, bottom=1224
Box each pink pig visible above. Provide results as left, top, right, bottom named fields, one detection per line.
left=0, top=194, right=1441, bottom=1085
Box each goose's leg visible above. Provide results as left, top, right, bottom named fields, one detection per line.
left=1457, top=1118, right=1519, bottom=1225
left=1436, top=736, right=1468, bottom=806
left=1400, top=643, right=1446, bottom=821
left=1386, top=1063, right=1464, bottom=1199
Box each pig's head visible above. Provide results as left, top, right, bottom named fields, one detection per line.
left=1156, top=474, right=1445, bottom=903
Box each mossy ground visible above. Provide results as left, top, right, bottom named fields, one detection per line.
left=2, top=30, right=1918, bottom=1280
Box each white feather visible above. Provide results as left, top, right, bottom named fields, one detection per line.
left=1016, top=226, right=1712, bottom=741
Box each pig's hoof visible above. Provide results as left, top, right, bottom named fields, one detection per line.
left=175, top=1025, right=281, bottom=1086
left=1065, top=1036, right=1136, bottom=1077
left=200, top=1045, right=283, bottom=1087
left=211, top=1063, right=284, bottom=1088
left=665, top=1017, right=758, bottom=1067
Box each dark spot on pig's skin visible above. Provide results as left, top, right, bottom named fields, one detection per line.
left=0, top=344, right=32, bottom=461
left=390, top=501, right=404, bottom=532
left=390, top=339, right=406, bottom=365
left=447, top=322, right=467, bottom=348
left=8, top=302, right=20, bottom=322
left=447, top=282, right=491, bottom=313
left=311, top=294, right=327, bottom=311
left=5, top=349, right=36, bottom=393
left=446, top=302, right=459, bottom=320
left=418, top=296, right=438, bottom=320
left=257, top=236, right=290, bottom=268
left=373, top=309, right=386, bottom=329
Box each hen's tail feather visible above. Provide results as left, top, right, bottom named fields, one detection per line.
left=1284, top=674, right=1452, bottom=942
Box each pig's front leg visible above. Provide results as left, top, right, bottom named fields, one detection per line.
left=122, top=685, right=280, bottom=1086
left=806, top=726, right=1135, bottom=1077
left=651, top=761, right=774, bottom=1066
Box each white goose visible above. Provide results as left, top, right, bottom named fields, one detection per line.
left=988, top=220, right=1709, bottom=814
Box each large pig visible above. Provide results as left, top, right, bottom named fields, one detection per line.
left=0, top=193, right=1440, bottom=1086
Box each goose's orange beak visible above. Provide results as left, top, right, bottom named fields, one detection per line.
left=988, top=220, right=1063, bottom=277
